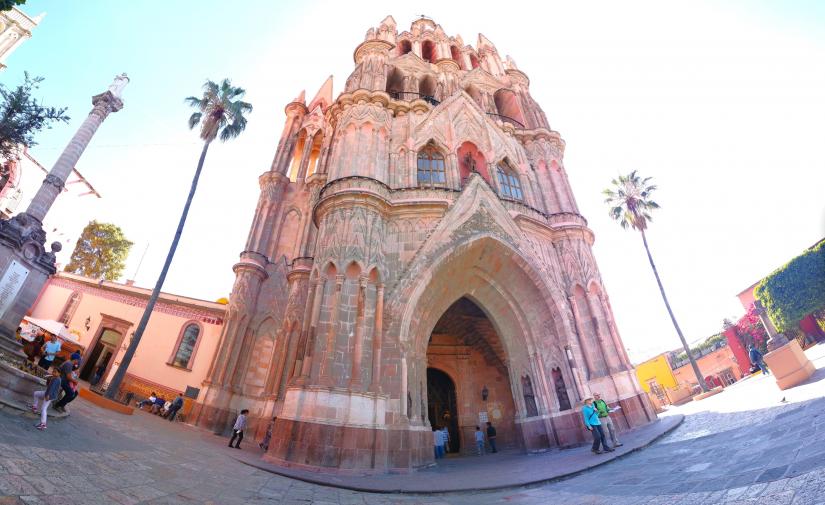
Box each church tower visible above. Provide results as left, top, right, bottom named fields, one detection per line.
left=194, top=15, right=654, bottom=473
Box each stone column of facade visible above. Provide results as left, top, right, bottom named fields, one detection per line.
left=295, top=133, right=316, bottom=180
left=368, top=283, right=384, bottom=392
left=598, top=292, right=633, bottom=369
left=567, top=295, right=595, bottom=379
left=291, top=276, right=319, bottom=381
left=318, top=274, right=344, bottom=383
left=271, top=102, right=307, bottom=174
left=349, top=276, right=368, bottom=388
left=584, top=291, right=620, bottom=374
left=299, top=276, right=326, bottom=381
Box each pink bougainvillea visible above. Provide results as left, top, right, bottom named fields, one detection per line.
left=735, top=303, right=769, bottom=353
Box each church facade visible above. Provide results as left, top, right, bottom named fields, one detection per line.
left=193, top=16, right=654, bottom=473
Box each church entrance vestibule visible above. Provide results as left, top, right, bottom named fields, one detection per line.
left=425, top=297, right=518, bottom=455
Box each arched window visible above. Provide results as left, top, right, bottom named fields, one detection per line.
left=450, top=46, right=463, bottom=68
left=171, top=323, right=200, bottom=369
left=417, top=145, right=446, bottom=186
left=398, top=39, right=412, bottom=56
left=421, top=40, right=436, bottom=63
left=496, top=163, right=523, bottom=201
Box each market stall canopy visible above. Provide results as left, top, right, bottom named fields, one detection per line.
left=22, top=317, right=81, bottom=345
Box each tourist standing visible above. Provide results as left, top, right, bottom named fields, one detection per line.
left=228, top=409, right=249, bottom=449
left=433, top=426, right=446, bottom=459
left=91, top=363, right=106, bottom=386
left=24, top=333, right=44, bottom=364
left=748, top=344, right=770, bottom=375
left=260, top=416, right=277, bottom=451
left=583, top=397, right=613, bottom=454
left=441, top=425, right=451, bottom=453
left=474, top=426, right=485, bottom=455
left=37, top=334, right=61, bottom=370
left=593, top=393, right=622, bottom=447
left=31, top=367, right=61, bottom=430
left=486, top=421, right=498, bottom=453
left=166, top=394, right=184, bottom=421
left=52, top=356, right=79, bottom=413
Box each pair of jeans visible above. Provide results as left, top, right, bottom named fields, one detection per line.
left=488, top=437, right=497, bottom=453
left=758, top=361, right=770, bottom=375
left=434, top=445, right=445, bottom=459
left=590, top=424, right=610, bottom=452
left=229, top=430, right=244, bottom=447
left=476, top=440, right=484, bottom=455
left=601, top=416, right=620, bottom=445
left=167, top=406, right=180, bottom=421
left=53, top=379, right=76, bottom=409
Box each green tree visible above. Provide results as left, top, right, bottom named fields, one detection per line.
left=0, top=73, right=69, bottom=160
left=603, top=170, right=709, bottom=392
left=0, top=1, right=26, bottom=12
left=64, top=221, right=133, bottom=280
left=106, top=79, right=252, bottom=400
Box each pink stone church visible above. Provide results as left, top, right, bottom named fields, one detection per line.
left=193, top=16, right=655, bottom=472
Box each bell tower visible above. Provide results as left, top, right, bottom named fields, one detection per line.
left=196, top=15, right=652, bottom=474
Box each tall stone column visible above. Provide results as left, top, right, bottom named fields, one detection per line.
left=27, top=81, right=126, bottom=221
left=349, top=276, right=368, bottom=388
left=567, top=295, right=595, bottom=379
left=0, top=74, right=127, bottom=350
left=368, top=284, right=384, bottom=392
left=318, top=274, right=344, bottom=383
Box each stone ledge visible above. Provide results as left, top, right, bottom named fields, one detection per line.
left=692, top=386, right=724, bottom=401
left=77, top=388, right=134, bottom=415
left=229, top=414, right=684, bottom=494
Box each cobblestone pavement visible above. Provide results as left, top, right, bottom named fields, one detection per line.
left=1, top=345, right=824, bottom=504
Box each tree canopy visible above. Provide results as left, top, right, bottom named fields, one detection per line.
left=0, top=1, right=26, bottom=11
left=603, top=170, right=660, bottom=231
left=185, top=78, right=252, bottom=144
left=0, top=73, right=69, bottom=160
left=64, top=221, right=133, bottom=281
left=755, top=239, right=825, bottom=332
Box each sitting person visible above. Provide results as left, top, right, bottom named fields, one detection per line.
left=151, top=396, right=166, bottom=414
left=137, top=392, right=157, bottom=410
left=160, top=399, right=173, bottom=417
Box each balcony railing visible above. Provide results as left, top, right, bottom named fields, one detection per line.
left=486, top=113, right=525, bottom=129
left=389, top=91, right=440, bottom=106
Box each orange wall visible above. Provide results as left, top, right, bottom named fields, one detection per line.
left=30, top=276, right=225, bottom=403
left=672, top=345, right=742, bottom=388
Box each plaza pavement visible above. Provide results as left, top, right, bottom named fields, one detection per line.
left=0, top=344, right=823, bottom=504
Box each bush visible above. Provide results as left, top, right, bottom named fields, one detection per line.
left=755, top=240, right=825, bottom=332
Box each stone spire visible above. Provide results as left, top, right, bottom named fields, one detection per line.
left=308, top=76, right=333, bottom=112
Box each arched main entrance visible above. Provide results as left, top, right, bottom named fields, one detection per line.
left=426, top=296, right=519, bottom=455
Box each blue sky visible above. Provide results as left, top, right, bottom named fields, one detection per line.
left=6, top=0, right=825, bottom=361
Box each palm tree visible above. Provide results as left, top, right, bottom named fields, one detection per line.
left=106, top=79, right=252, bottom=400
left=603, top=170, right=709, bottom=392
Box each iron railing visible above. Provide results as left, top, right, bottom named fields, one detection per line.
left=389, top=91, right=440, bottom=106
left=486, top=113, right=525, bottom=129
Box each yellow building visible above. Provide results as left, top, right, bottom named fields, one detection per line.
left=635, top=353, right=679, bottom=406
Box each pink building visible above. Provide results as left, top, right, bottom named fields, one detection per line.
left=29, top=272, right=225, bottom=414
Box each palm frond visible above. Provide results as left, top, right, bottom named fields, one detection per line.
left=185, top=78, right=253, bottom=143
left=187, top=112, right=202, bottom=130
left=603, top=170, right=660, bottom=232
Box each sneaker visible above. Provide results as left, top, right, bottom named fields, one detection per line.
left=29, top=405, right=38, bottom=414
left=592, top=449, right=602, bottom=454
left=234, top=446, right=241, bottom=450
left=606, top=448, right=615, bottom=452
left=35, top=423, right=46, bottom=430
left=615, top=443, right=623, bottom=447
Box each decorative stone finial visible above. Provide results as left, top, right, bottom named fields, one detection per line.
left=50, top=241, right=62, bottom=253
left=107, top=73, right=129, bottom=98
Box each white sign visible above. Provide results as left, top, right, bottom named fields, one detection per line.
left=0, top=260, right=29, bottom=319
left=478, top=411, right=488, bottom=423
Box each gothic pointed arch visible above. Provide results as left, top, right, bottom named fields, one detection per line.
left=416, top=141, right=446, bottom=187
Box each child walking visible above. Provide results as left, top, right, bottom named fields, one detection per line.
left=229, top=409, right=249, bottom=449
left=474, top=426, right=485, bottom=455
left=31, top=368, right=61, bottom=430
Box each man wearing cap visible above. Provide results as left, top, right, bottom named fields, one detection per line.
left=582, top=397, right=613, bottom=455
left=593, top=393, right=623, bottom=448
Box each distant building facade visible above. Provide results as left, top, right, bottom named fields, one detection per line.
left=0, top=7, right=42, bottom=71
left=29, top=272, right=225, bottom=417
left=193, top=15, right=654, bottom=473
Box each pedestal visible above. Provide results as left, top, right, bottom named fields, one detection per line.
left=0, top=213, right=59, bottom=360
left=763, top=340, right=815, bottom=390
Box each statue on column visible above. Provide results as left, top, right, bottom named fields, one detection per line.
left=107, top=73, right=130, bottom=98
